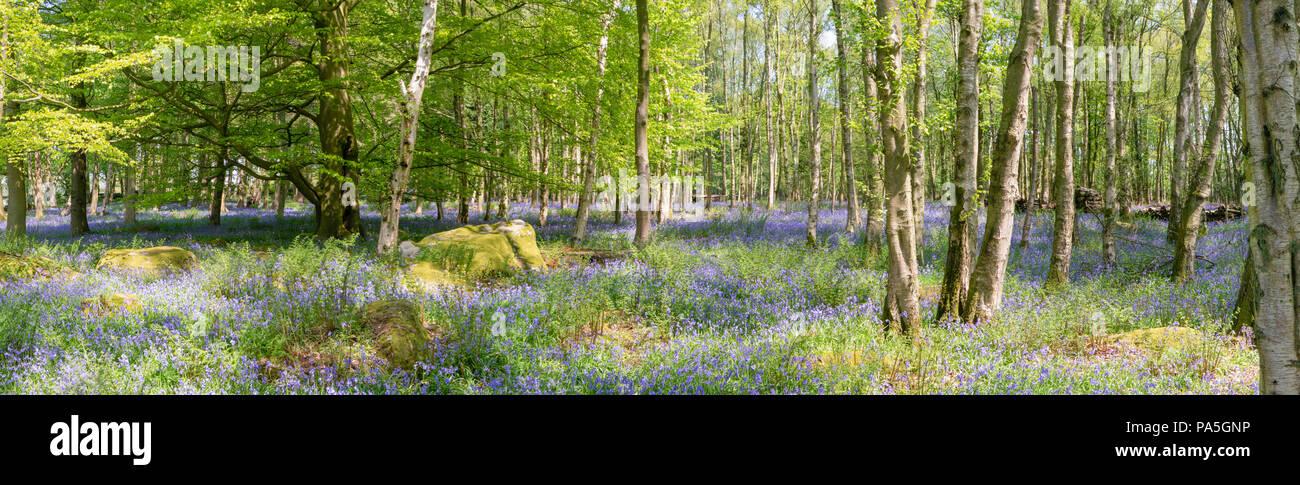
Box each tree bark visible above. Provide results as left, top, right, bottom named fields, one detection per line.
left=1168, top=0, right=1210, bottom=244
left=832, top=0, right=859, bottom=233
left=1171, top=0, right=1229, bottom=280
left=766, top=0, right=779, bottom=212
left=806, top=0, right=822, bottom=247
left=876, top=0, right=921, bottom=334
left=574, top=10, right=613, bottom=243
left=1101, top=0, right=1118, bottom=264
left=1046, top=0, right=1076, bottom=287
left=1019, top=85, right=1039, bottom=251
left=209, top=150, right=225, bottom=226
left=377, top=0, right=439, bottom=255
left=936, top=0, right=983, bottom=323
left=910, top=0, right=938, bottom=249
left=69, top=84, right=90, bottom=235
left=633, top=0, right=652, bottom=248
left=1232, top=0, right=1299, bottom=393
left=860, top=26, right=884, bottom=246
left=963, top=0, right=1043, bottom=324
left=311, top=0, right=361, bottom=238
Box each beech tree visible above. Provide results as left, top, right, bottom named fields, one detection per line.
left=963, top=0, right=1043, bottom=324
left=1045, top=0, right=1075, bottom=287
left=876, top=0, right=920, bottom=334
left=935, top=0, right=982, bottom=323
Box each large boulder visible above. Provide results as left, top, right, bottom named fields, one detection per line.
left=410, top=219, right=546, bottom=276
left=97, top=247, right=198, bottom=274
left=357, top=300, right=430, bottom=368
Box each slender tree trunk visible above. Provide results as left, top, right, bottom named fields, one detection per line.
left=1101, top=0, right=1119, bottom=264
left=377, top=0, right=439, bottom=255
left=88, top=164, right=99, bottom=217
left=963, top=0, right=1043, bottom=324
left=633, top=0, right=652, bottom=248
left=1019, top=86, right=1039, bottom=251
left=910, top=0, right=937, bottom=249
left=860, top=29, right=884, bottom=246
left=574, top=11, right=613, bottom=243
left=1046, top=0, right=1076, bottom=287
left=765, top=0, right=779, bottom=211
left=806, top=0, right=822, bottom=247
left=831, top=0, right=859, bottom=233
left=124, top=145, right=137, bottom=225
left=538, top=128, right=551, bottom=227
left=936, top=0, right=983, bottom=323
left=1171, top=0, right=1229, bottom=280
left=1168, top=0, right=1210, bottom=243
left=209, top=150, right=226, bottom=226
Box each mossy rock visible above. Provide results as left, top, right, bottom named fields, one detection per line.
left=411, top=219, right=546, bottom=275
left=407, top=262, right=467, bottom=292
left=1109, top=326, right=1206, bottom=351
left=0, top=253, right=69, bottom=280
left=79, top=293, right=143, bottom=318
left=357, top=300, right=430, bottom=368
left=97, top=247, right=198, bottom=274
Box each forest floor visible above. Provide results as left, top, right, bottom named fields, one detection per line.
left=0, top=200, right=1257, bottom=394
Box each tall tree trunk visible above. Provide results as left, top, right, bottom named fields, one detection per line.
left=1233, top=0, right=1300, bottom=394
left=377, top=0, right=439, bottom=255
left=88, top=165, right=99, bottom=217
left=312, top=0, right=361, bottom=238
left=538, top=128, right=551, bottom=227
left=805, top=0, right=822, bottom=247
left=936, top=0, right=983, bottom=323
left=1101, top=0, right=1119, bottom=264
left=70, top=84, right=90, bottom=235
left=876, top=0, right=921, bottom=334
left=832, top=0, right=859, bottom=233
left=910, top=0, right=937, bottom=250
left=123, top=144, right=138, bottom=225
left=1019, top=86, right=1039, bottom=251
left=3, top=106, right=25, bottom=237
left=209, top=150, right=226, bottom=226
left=574, top=11, right=613, bottom=243
left=1171, top=0, right=1229, bottom=280
left=1046, top=0, right=1076, bottom=287
left=766, top=0, right=779, bottom=211
left=633, top=0, right=652, bottom=248
left=963, top=0, right=1043, bottom=324
left=1168, top=0, right=1210, bottom=243
left=860, top=27, right=884, bottom=246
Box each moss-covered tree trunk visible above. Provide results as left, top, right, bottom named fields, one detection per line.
left=1171, top=0, right=1229, bottom=281
left=311, top=0, right=360, bottom=239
